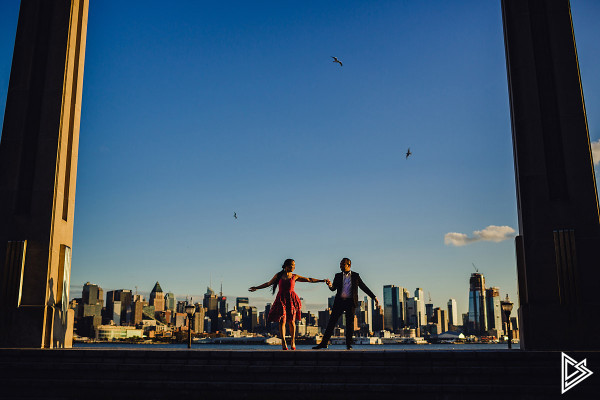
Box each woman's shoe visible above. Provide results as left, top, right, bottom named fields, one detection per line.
left=291, top=344, right=296, bottom=350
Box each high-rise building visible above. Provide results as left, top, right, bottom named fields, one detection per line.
left=164, top=292, right=176, bottom=312
left=218, top=285, right=227, bottom=317
left=372, top=305, right=385, bottom=332
left=439, top=309, right=448, bottom=333
left=486, top=287, right=503, bottom=334
left=425, top=303, right=434, bottom=323
left=106, top=289, right=132, bottom=326
left=328, top=296, right=336, bottom=309
left=131, top=298, right=146, bottom=326
left=467, top=273, right=487, bottom=335
left=83, top=282, right=103, bottom=307
left=318, top=308, right=332, bottom=333
left=447, top=298, right=458, bottom=327
left=236, top=297, right=249, bottom=310
left=149, top=282, right=164, bottom=312
left=79, top=283, right=103, bottom=337
left=414, top=288, right=427, bottom=325
left=194, top=304, right=206, bottom=333
left=364, top=296, right=373, bottom=330
left=203, top=287, right=219, bottom=332
left=383, top=285, right=401, bottom=332
left=401, top=288, right=410, bottom=326
left=241, top=306, right=258, bottom=331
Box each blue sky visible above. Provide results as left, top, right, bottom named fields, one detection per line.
left=1, top=1, right=599, bottom=317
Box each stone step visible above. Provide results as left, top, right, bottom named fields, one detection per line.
left=0, top=349, right=597, bottom=399
left=0, top=378, right=558, bottom=399
left=0, top=361, right=557, bottom=385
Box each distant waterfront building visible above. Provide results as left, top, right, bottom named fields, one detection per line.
left=425, top=302, right=434, bottom=323
left=467, top=273, right=487, bottom=335
left=414, top=288, right=427, bottom=325
left=242, top=306, right=258, bottom=331
left=236, top=297, right=249, bottom=310
left=405, top=296, right=423, bottom=328
left=383, top=285, right=401, bottom=332
left=149, top=282, right=165, bottom=312
left=83, top=282, right=103, bottom=307
left=131, top=298, right=146, bottom=326
left=328, top=296, right=336, bottom=309
left=435, top=308, right=448, bottom=333
left=79, top=282, right=103, bottom=337
left=485, top=287, right=503, bottom=335
left=193, top=304, right=206, bottom=333
left=364, top=296, right=373, bottom=330
left=218, top=285, right=227, bottom=318
left=447, top=298, right=458, bottom=327
left=106, top=289, right=132, bottom=326
left=164, top=292, right=176, bottom=312
left=96, top=325, right=144, bottom=341
left=204, top=287, right=219, bottom=332
left=401, top=288, right=410, bottom=326
left=372, top=304, right=385, bottom=332
left=318, top=308, right=332, bottom=333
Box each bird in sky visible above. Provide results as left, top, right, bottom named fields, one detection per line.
left=234, top=212, right=237, bottom=219
left=406, top=148, right=412, bottom=159
left=331, top=56, right=343, bottom=66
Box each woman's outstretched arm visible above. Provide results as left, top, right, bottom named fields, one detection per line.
left=295, top=275, right=328, bottom=283
left=248, top=274, right=279, bottom=292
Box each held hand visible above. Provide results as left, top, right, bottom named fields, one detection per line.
left=325, top=279, right=332, bottom=287
left=248, top=287, right=257, bottom=292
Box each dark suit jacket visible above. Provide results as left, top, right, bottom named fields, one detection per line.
left=329, top=271, right=376, bottom=308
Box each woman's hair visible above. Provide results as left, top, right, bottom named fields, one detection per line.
left=271, top=258, right=294, bottom=294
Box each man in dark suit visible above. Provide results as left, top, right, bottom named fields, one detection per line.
left=313, top=258, right=379, bottom=350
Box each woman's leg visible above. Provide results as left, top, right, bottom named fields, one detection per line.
left=288, top=320, right=296, bottom=349
left=279, top=319, right=287, bottom=349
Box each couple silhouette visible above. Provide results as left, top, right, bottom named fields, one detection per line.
left=249, top=258, right=379, bottom=350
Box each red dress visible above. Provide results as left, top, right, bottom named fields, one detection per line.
left=267, top=274, right=302, bottom=323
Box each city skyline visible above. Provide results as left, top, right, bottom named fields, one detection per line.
left=70, top=270, right=506, bottom=319
left=1, top=1, right=600, bottom=320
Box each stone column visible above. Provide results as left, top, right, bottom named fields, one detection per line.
left=502, top=0, right=600, bottom=350
left=0, top=0, right=88, bottom=348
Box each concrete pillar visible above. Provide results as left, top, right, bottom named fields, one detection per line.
left=502, top=0, right=600, bottom=350
left=0, top=0, right=88, bottom=348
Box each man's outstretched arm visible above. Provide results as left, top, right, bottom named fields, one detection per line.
left=358, top=276, right=379, bottom=306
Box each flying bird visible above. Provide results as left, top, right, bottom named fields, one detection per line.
left=406, top=148, right=412, bottom=159
left=234, top=212, right=237, bottom=219
left=331, top=56, right=343, bottom=66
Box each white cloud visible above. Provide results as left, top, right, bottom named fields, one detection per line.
left=592, top=139, right=600, bottom=166
left=444, top=225, right=516, bottom=247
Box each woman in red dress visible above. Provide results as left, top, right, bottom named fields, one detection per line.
left=249, top=259, right=329, bottom=350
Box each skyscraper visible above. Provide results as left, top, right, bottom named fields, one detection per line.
left=218, top=284, right=227, bottom=317
left=383, top=285, right=401, bottom=332
left=414, top=288, right=427, bottom=325
left=372, top=304, right=385, bottom=332
left=105, top=289, right=132, bottom=326
left=164, top=292, right=176, bottom=312
left=486, top=287, right=503, bottom=335
left=149, top=282, right=164, bottom=312
left=467, top=273, right=487, bottom=335
left=236, top=297, right=249, bottom=310
left=447, top=298, right=458, bottom=327
left=203, top=287, right=218, bottom=332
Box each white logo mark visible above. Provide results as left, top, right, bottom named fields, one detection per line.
left=561, top=352, right=593, bottom=394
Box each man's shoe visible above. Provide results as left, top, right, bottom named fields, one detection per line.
left=312, top=344, right=327, bottom=349
left=346, top=345, right=353, bottom=350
